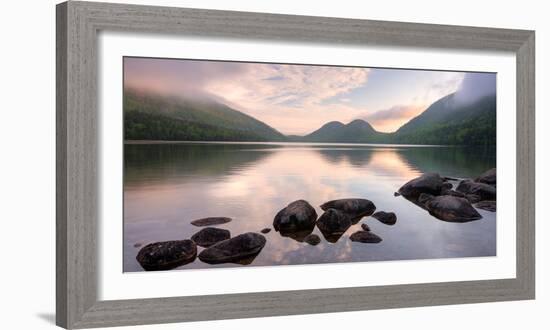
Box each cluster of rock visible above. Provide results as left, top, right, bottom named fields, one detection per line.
left=136, top=216, right=268, bottom=271
left=135, top=168, right=495, bottom=271
left=396, top=168, right=496, bottom=222
left=274, top=198, right=394, bottom=245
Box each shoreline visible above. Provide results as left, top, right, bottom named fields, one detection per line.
left=123, top=140, right=465, bottom=148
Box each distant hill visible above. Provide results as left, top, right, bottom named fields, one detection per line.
left=124, top=89, right=496, bottom=146
left=124, top=90, right=286, bottom=142
left=302, top=119, right=390, bottom=143
left=393, top=93, right=496, bottom=145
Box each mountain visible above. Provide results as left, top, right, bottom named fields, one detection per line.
left=302, top=119, right=390, bottom=143
left=124, top=89, right=496, bottom=146
left=393, top=93, right=496, bottom=145
left=124, top=90, right=286, bottom=142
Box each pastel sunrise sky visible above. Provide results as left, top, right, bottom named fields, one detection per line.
left=124, top=57, right=496, bottom=135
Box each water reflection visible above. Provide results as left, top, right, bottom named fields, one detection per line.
left=124, top=142, right=496, bottom=272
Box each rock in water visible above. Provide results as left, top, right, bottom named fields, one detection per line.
left=316, top=209, right=352, bottom=242
left=465, top=194, right=481, bottom=204
left=320, top=198, right=376, bottom=220
left=361, top=223, right=371, bottom=231
left=372, top=211, right=397, bottom=225
left=304, top=234, right=321, bottom=246
left=191, top=217, right=232, bottom=227
left=442, top=189, right=466, bottom=198
left=425, top=195, right=482, bottom=222
left=418, top=193, right=435, bottom=205
left=456, top=180, right=496, bottom=201
left=442, top=182, right=453, bottom=191
left=273, top=200, right=318, bottom=233
left=398, top=173, right=444, bottom=198
left=475, top=168, right=496, bottom=186
left=198, top=233, right=266, bottom=264
left=475, top=200, right=496, bottom=212
left=260, top=228, right=271, bottom=234
left=136, top=240, right=197, bottom=271
left=191, top=227, right=230, bottom=247
left=349, top=231, right=382, bottom=243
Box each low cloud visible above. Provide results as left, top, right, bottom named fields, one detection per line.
left=454, top=72, right=496, bottom=105
left=360, top=104, right=425, bottom=133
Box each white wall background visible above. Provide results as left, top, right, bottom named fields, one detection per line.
left=0, top=0, right=547, bottom=329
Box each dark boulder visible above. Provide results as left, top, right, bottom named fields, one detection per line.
left=394, top=192, right=401, bottom=197
left=191, top=227, right=230, bottom=247
left=442, top=182, right=453, bottom=191
left=320, top=198, right=376, bottom=220
left=475, top=168, right=496, bottom=186
left=398, top=173, right=444, bottom=198
left=191, top=217, right=232, bottom=227
left=260, top=228, right=271, bottom=234
left=273, top=200, right=317, bottom=233
left=442, top=189, right=466, bottom=198
left=304, top=234, right=321, bottom=246
left=425, top=195, right=482, bottom=222
left=136, top=240, right=197, bottom=271
left=317, top=209, right=352, bottom=235
left=372, top=211, right=397, bottom=226
left=349, top=231, right=382, bottom=243
left=277, top=228, right=314, bottom=242
left=361, top=223, right=371, bottom=231
left=456, top=180, right=496, bottom=201
left=475, top=200, right=496, bottom=212
left=418, top=193, right=435, bottom=205
left=198, top=233, right=266, bottom=264
left=465, top=194, right=481, bottom=204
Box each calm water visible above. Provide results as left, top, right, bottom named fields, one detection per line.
left=124, top=142, right=496, bottom=272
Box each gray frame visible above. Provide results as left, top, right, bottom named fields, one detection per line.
left=56, top=1, right=535, bottom=328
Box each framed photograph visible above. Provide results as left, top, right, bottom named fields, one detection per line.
left=56, top=1, right=535, bottom=328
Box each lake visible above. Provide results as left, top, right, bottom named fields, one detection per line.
left=124, top=142, right=496, bottom=272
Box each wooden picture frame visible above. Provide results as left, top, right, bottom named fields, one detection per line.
left=56, top=1, right=535, bottom=328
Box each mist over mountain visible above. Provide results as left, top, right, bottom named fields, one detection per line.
left=454, top=72, right=497, bottom=106
left=124, top=89, right=286, bottom=142
left=124, top=82, right=496, bottom=146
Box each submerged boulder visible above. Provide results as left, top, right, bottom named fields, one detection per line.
left=198, top=232, right=266, bottom=264
left=304, top=234, right=321, bottom=246
left=316, top=209, right=352, bottom=243
left=273, top=200, right=317, bottom=233
left=475, top=168, right=496, bottom=186
left=320, top=198, right=376, bottom=220
left=398, top=173, right=444, bottom=198
left=191, top=227, right=230, bottom=247
left=191, top=217, right=232, bottom=227
left=475, top=200, right=497, bottom=212
left=136, top=240, right=197, bottom=271
left=349, top=231, right=382, bottom=243
left=425, top=195, right=482, bottom=222
left=456, top=180, right=496, bottom=201
left=372, top=211, right=397, bottom=226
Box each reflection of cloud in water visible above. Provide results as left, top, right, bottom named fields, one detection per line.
left=124, top=143, right=496, bottom=272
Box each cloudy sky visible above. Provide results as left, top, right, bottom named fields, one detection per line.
left=124, top=57, right=495, bottom=135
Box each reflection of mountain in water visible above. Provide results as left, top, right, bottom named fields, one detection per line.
left=124, top=143, right=274, bottom=185
left=125, top=143, right=496, bottom=189
left=317, top=145, right=495, bottom=179
left=316, top=148, right=374, bottom=167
